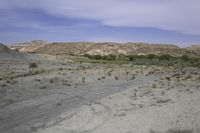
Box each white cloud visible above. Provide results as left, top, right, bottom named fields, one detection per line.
left=1, top=0, right=200, bottom=35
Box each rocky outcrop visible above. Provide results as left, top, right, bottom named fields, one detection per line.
left=185, top=45, right=200, bottom=56
left=9, top=40, right=48, bottom=53
left=35, top=42, right=200, bottom=57
left=0, top=43, right=25, bottom=60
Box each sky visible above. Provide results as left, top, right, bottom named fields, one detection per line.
left=0, top=0, right=200, bottom=47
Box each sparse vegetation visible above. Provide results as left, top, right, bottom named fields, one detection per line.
left=84, top=54, right=117, bottom=61
left=152, top=83, right=157, bottom=88
left=181, top=55, right=190, bottom=61
left=130, top=75, right=135, bottom=80
left=1, top=84, right=7, bottom=87
left=82, top=77, right=85, bottom=83
left=1, top=42, right=200, bottom=133
left=165, top=77, right=171, bottom=81
left=101, top=76, right=106, bottom=79
left=50, top=77, right=59, bottom=83
left=83, top=54, right=200, bottom=67
left=184, top=75, right=192, bottom=80
left=156, top=98, right=171, bottom=103
left=115, top=76, right=119, bottom=80
left=107, top=72, right=112, bottom=76
left=40, top=86, right=47, bottom=89
left=29, top=63, right=38, bottom=68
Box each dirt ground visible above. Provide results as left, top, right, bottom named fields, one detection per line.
left=0, top=55, right=200, bottom=133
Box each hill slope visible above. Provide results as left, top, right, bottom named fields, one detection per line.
left=35, top=42, right=200, bottom=57
left=0, top=43, right=26, bottom=60
left=9, top=40, right=48, bottom=53
left=10, top=41, right=200, bottom=57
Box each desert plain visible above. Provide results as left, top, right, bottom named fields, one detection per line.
left=0, top=42, right=200, bottom=133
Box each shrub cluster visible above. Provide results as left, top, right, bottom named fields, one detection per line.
left=127, top=54, right=200, bottom=67
left=127, top=54, right=175, bottom=61
left=84, top=54, right=117, bottom=61
left=84, top=54, right=200, bottom=67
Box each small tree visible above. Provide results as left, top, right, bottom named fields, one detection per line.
left=127, top=55, right=135, bottom=61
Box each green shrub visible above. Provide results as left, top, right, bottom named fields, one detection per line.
left=118, top=54, right=126, bottom=58
left=115, top=76, right=119, bottom=80
left=29, top=63, right=38, bottom=68
left=181, top=55, right=190, bottom=61
left=127, top=55, right=139, bottom=61
left=128, top=55, right=134, bottom=61
left=158, top=54, right=173, bottom=60
left=109, top=54, right=117, bottom=60
left=147, top=54, right=157, bottom=59
left=85, top=54, right=117, bottom=61
left=84, top=54, right=91, bottom=58
left=84, top=53, right=200, bottom=67
left=91, top=55, right=102, bottom=60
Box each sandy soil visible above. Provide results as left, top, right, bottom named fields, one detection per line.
left=0, top=55, right=200, bottom=133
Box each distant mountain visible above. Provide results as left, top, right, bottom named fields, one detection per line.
left=9, top=40, right=48, bottom=53
left=9, top=41, right=200, bottom=57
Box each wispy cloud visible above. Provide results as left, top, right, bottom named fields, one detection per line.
left=1, top=0, right=200, bottom=35
left=0, top=0, right=200, bottom=46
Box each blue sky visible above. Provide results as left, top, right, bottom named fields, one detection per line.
left=0, top=0, right=200, bottom=47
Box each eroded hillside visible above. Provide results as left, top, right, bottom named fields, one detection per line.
left=10, top=41, right=200, bottom=57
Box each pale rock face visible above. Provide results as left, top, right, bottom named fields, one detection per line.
left=118, top=49, right=127, bottom=55
left=185, top=45, right=200, bottom=56
left=8, top=41, right=200, bottom=57
left=87, top=49, right=104, bottom=56
left=9, top=40, right=48, bottom=53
